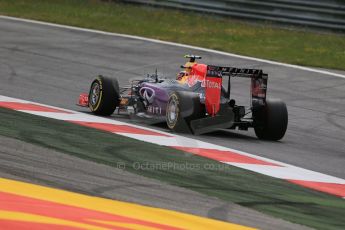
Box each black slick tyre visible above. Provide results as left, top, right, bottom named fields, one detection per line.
left=253, top=98, right=288, bottom=141
left=88, top=75, right=120, bottom=116
left=166, top=91, right=202, bottom=133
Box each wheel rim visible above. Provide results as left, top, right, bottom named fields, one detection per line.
left=167, top=99, right=178, bottom=125
left=90, top=82, right=100, bottom=106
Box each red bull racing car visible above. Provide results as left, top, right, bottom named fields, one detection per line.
left=78, top=55, right=288, bottom=140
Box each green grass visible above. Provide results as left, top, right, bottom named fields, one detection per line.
left=0, top=107, right=345, bottom=229
left=0, top=0, right=344, bottom=70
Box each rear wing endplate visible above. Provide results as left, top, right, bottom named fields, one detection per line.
left=207, top=65, right=268, bottom=108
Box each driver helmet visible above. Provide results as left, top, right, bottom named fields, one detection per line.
left=176, top=71, right=189, bottom=81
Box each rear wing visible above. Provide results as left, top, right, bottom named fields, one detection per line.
left=207, top=65, right=268, bottom=108
left=188, top=64, right=267, bottom=116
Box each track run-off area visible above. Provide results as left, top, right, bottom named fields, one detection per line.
left=0, top=177, right=250, bottom=229
left=0, top=95, right=344, bottom=198
left=0, top=16, right=345, bottom=229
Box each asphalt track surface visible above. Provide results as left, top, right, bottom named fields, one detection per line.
left=1, top=17, right=344, bottom=178
left=0, top=17, right=344, bottom=228
left=0, top=135, right=310, bottom=230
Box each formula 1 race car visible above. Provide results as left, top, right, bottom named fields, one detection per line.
left=78, top=55, right=288, bottom=140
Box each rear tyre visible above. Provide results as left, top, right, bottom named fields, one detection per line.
left=166, top=91, right=203, bottom=133
left=88, top=75, right=120, bottom=116
left=253, top=98, right=288, bottom=141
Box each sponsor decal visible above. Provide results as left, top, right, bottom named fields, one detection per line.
left=147, top=105, right=162, bottom=114
left=201, top=79, right=221, bottom=89
left=139, top=87, right=155, bottom=104
left=186, top=76, right=222, bottom=89
left=206, top=70, right=222, bottom=77
left=252, top=79, right=267, bottom=98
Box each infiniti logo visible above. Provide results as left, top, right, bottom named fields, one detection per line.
left=139, top=87, right=155, bottom=104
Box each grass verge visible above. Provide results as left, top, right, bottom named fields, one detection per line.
left=0, top=107, right=345, bottom=229
left=0, top=0, right=344, bottom=70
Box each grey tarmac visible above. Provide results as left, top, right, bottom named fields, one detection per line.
left=0, top=17, right=344, bottom=229
left=0, top=135, right=311, bottom=230
left=0, top=18, right=344, bottom=178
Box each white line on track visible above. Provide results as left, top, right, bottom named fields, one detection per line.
left=0, top=15, right=344, bottom=79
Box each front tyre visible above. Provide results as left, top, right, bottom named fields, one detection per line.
left=253, top=98, right=288, bottom=141
left=88, top=75, right=120, bottom=116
